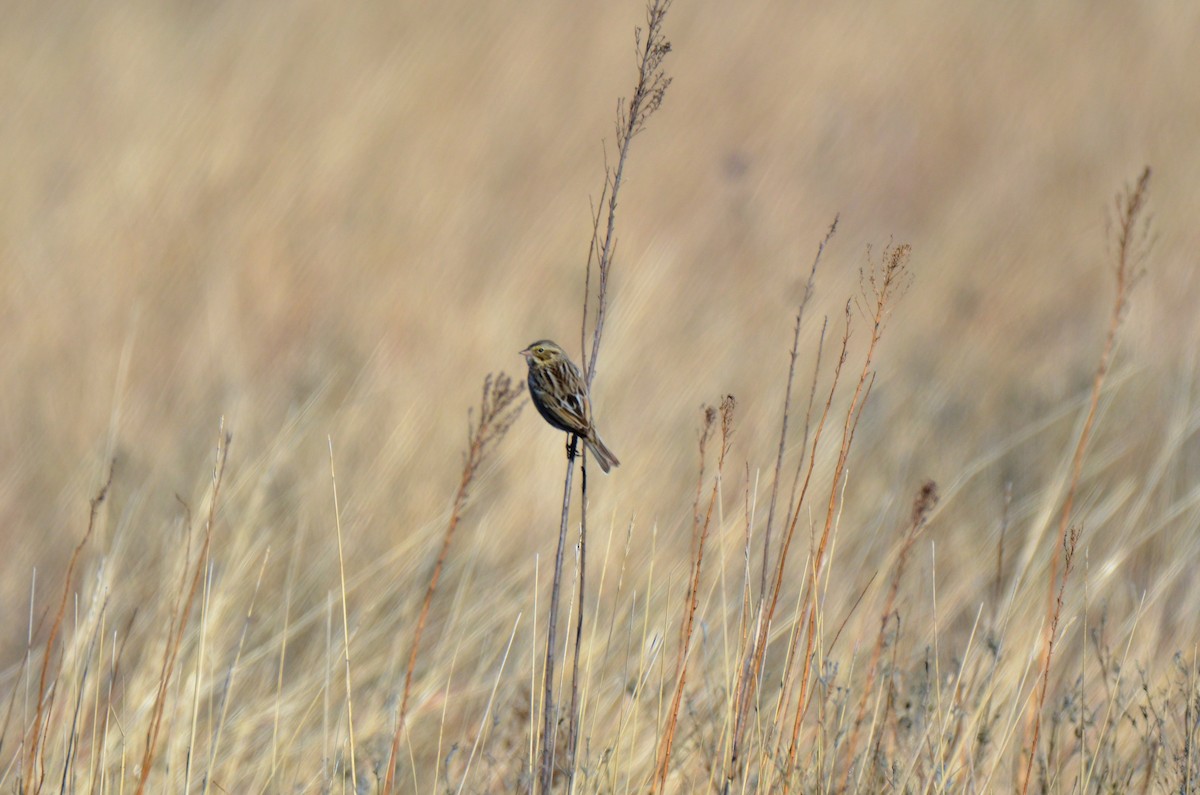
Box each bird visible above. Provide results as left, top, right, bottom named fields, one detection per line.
left=519, top=339, right=620, bottom=473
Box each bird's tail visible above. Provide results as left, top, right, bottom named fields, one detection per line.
left=584, top=432, right=620, bottom=474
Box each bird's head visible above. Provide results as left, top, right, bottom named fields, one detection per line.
left=520, top=340, right=565, bottom=366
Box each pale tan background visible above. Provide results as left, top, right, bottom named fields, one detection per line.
left=2, top=1, right=1198, bottom=785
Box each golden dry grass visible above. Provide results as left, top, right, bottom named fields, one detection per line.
left=3, top=1, right=1200, bottom=792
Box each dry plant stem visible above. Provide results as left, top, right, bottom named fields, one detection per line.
left=565, top=456, right=588, bottom=792
left=653, top=398, right=735, bottom=793
left=760, top=216, right=838, bottom=598
left=1020, top=167, right=1151, bottom=795
left=726, top=228, right=844, bottom=781
left=783, top=319, right=828, bottom=539
left=786, top=245, right=911, bottom=773
left=542, top=2, right=672, bottom=790
left=1022, top=527, right=1082, bottom=795
left=842, top=481, right=939, bottom=789
left=658, top=409, right=715, bottom=793
left=729, top=247, right=902, bottom=778
left=580, top=0, right=672, bottom=385
left=735, top=465, right=755, bottom=695
left=136, top=424, right=230, bottom=795
left=727, top=309, right=849, bottom=785
left=539, top=435, right=579, bottom=795
left=328, top=440, right=358, bottom=793
left=720, top=461, right=753, bottom=784
left=765, top=318, right=829, bottom=729
left=23, top=462, right=113, bottom=792
left=382, top=374, right=524, bottom=795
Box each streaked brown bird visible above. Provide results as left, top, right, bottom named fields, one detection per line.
left=520, top=339, right=620, bottom=473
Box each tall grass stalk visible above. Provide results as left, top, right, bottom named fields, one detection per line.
left=1021, top=166, right=1153, bottom=794
left=539, top=2, right=674, bottom=792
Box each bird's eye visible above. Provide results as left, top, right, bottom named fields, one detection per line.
left=535, top=346, right=544, bottom=353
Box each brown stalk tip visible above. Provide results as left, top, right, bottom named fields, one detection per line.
left=878, top=243, right=913, bottom=292
left=1122, top=167, right=1151, bottom=218
left=720, top=395, right=736, bottom=428
left=911, top=480, right=939, bottom=527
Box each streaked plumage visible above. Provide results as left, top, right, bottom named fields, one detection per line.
left=520, top=340, right=620, bottom=473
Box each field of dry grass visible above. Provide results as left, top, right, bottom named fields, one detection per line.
left=3, top=1, right=1200, bottom=792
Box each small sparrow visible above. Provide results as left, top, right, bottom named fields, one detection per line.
left=520, top=340, right=620, bottom=473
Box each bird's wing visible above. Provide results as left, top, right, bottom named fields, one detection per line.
left=560, top=390, right=587, bottom=422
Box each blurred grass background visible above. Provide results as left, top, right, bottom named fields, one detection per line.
left=2, top=0, right=1199, bottom=790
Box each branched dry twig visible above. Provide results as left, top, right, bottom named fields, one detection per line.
left=728, top=307, right=851, bottom=788
left=725, top=244, right=912, bottom=789
left=580, top=0, right=673, bottom=386
left=382, top=373, right=524, bottom=794
left=761, top=216, right=838, bottom=598
left=843, top=481, right=939, bottom=789
left=783, top=245, right=911, bottom=770
left=654, top=397, right=735, bottom=793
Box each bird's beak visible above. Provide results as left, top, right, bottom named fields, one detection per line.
left=519, top=347, right=532, bottom=359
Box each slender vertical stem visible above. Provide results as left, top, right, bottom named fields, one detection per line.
left=328, top=439, right=358, bottom=793
left=1020, top=167, right=1150, bottom=795
left=566, top=457, right=588, bottom=791
left=760, top=217, right=836, bottom=598
left=540, top=437, right=579, bottom=794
